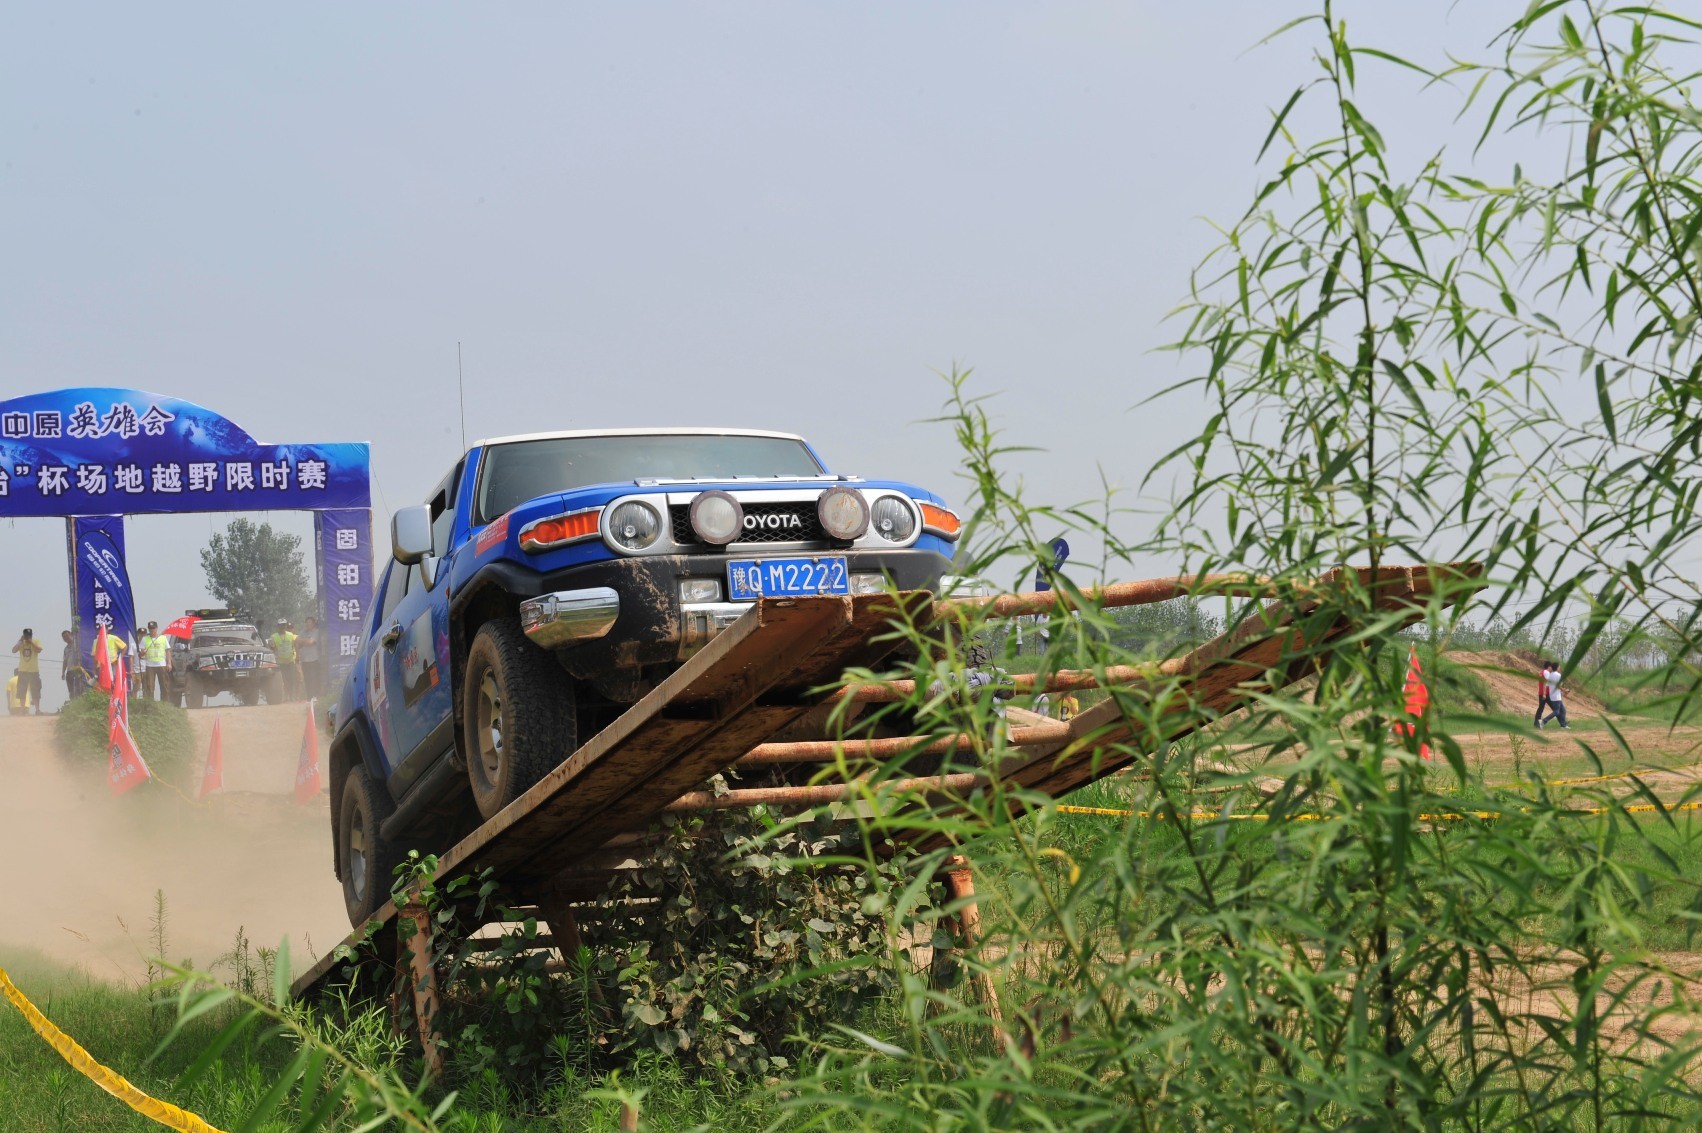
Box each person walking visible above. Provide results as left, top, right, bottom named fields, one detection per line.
left=138, top=620, right=170, bottom=700
left=1533, top=664, right=1551, bottom=728
left=11, top=629, right=44, bottom=714
left=61, top=630, right=90, bottom=701
left=270, top=618, right=300, bottom=700
left=1541, top=660, right=1569, bottom=730
left=296, top=615, right=324, bottom=701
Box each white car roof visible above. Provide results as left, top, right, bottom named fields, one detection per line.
left=475, top=427, right=809, bottom=448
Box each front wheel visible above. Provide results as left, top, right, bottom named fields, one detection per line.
left=462, top=618, right=577, bottom=821
left=186, top=673, right=205, bottom=709
left=339, top=765, right=404, bottom=926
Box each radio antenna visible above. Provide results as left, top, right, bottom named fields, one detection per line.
left=457, top=342, right=467, bottom=451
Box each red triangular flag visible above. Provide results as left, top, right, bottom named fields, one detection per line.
left=93, top=625, right=113, bottom=693
left=107, top=715, right=152, bottom=795
left=199, top=716, right=225, bottom=799
left=107, top=657, right=129, bottom=734
left=1394, top=645, right=1433, bottom=761
left=1403, top=646, right=1430, bottom=717
left=294, top=699, right=322, bottom=804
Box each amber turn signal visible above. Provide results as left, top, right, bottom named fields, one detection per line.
left=519, top=508, right=603, bottom=552
left=918, top=502, right=961, bottom=540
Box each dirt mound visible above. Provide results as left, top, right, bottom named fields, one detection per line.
left=0, top=704, right=345, bottom=983
left=1446, top=651, right=1607, bottom=718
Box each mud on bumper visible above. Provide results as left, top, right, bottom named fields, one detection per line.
left=457, top=550, right=950, bottom=676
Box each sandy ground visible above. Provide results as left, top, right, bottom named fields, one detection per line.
left=0, top=704, right=348, bottom=983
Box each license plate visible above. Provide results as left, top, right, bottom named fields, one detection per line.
left=231, top=658, right=256, bottom=669
left=727, top=556, right=848, bottom=601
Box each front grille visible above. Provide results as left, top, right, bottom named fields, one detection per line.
left=200, top=651, right=270, bottom=669
left=669, top=500, right=826, bottom=546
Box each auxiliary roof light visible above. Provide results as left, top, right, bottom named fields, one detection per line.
left=690, top=490, right=743, bottom=546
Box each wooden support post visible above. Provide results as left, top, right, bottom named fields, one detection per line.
left=400, top=903, right=444, bottom=1077
left=942, top=857, right=1002, bottom=1025
left=537, top=899, right=586, bottom=969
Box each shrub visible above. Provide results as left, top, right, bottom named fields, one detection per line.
left=599, top=803, right=915, bottom=1078
left=54, top=690, right=195, bottom=786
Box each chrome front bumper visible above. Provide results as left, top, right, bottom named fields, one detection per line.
left=519, top=587, right=621, bottom=648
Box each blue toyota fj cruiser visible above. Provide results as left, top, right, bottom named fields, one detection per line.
left=329, top=428, right=959, bottom=922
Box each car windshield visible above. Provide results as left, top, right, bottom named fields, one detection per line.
left=195, top=626, right=262, bottom=649
left=476, top=434, right=825, bottom=521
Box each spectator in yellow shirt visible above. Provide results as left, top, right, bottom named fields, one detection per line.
left=11, top=628, right=44, bottom=714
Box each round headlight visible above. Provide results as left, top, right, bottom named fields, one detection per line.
left=689, top=490, right=743, bottom=545
left=817, top=486, right=870, bottom=541
left=606, top=501, right=661, bottom=552
left=870, top=495, right=916, bottom=543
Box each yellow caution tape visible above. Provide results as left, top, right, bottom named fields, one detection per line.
left=1505, top=761, right=1702, bottom=790
left=1055, top=801, right=1702, bottom=823
left=0, top=965, right=227, bottom=1133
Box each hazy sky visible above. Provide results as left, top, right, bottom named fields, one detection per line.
left=1, top=3, right=1521, bottom=703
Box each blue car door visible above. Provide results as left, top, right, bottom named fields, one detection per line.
left=375, top=561, right=455, bottom=779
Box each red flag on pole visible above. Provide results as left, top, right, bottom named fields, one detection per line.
left=199, top=716, right=225, bottom=799
left=293, top=700, right=322, bottom=804
left=1393, top=645, right=1433, bottom=760
left=93, top=625, right=113, bottom=693
left=107, top=657, right=129, bottom=734
left=1403, top=646, right=1431, bottom=718
left=107, top=715, right=152, bottom=795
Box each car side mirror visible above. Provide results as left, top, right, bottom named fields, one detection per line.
left=392, top=505, right=433, bottom=565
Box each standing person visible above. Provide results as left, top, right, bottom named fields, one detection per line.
left=61, top=630, right=89, bottom=701
left=1533, top=664, right=1551, bottom=728
left=296, top=615, right=323, bottom=701
left=1058, top=691, right=1081, bottom=722
left=11, top=629, right=44, bottom=714
left=1542, top=660, right=1569, bottom=730
left=270, top=619, right=300, bottom=700
left=138, top=621, right=170, bottom=700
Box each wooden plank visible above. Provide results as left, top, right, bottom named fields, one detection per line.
left=1012, top=564, right=1471, bottom=799
left=901, top=565, right=1478, bottom=847
left=439, top=595, right=855, bottom=880
left=513, top=592, right=929, bottom=881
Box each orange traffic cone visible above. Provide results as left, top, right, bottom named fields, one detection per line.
left=293, top=700, right=322, bottom=804
left=108, top=714, right=152, bottom=796
left=199, top=716, right=225, bottom=799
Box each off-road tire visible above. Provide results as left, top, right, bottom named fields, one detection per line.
left=186, top=673, right=205, bottom=709
left=462, top=617, right=576, bottom=821
left=339, top=764, right=405, bottom=927
left=262, top=673, right=286, bottom=705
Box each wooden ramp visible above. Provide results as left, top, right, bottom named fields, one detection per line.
left=292, top=563, right=1476, bottom=1002
left=291, top=590, right=925, bottom=999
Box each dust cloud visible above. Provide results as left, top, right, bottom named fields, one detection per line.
left=0, top=705, right=348, bottom=983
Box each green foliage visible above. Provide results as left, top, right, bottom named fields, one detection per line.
left=601, top=803, right=915, bottom=1078
left=198, top=517, right=313, bottom=630
left=53, top=689, right=194, bottom=785
left=759, top=3, right=1702, bottom=1126
left=381, top=808, right=912, bottom=1094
